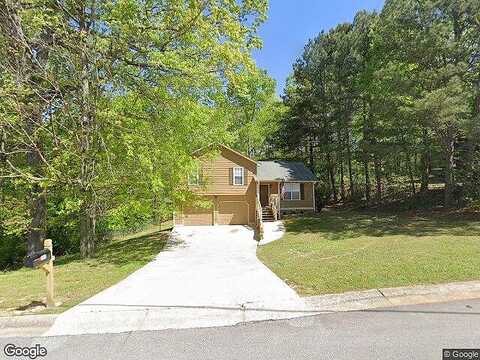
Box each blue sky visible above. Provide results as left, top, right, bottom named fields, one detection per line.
left=253, top=0, right=385, bottom=95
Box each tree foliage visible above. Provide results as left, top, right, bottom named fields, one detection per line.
left=0, top=0, right=273, bottom=266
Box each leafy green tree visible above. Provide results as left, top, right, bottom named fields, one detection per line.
left=379, top=0, right=480, bottom=206
left=276, top=0, right=480, bottom=209
left=0, top=0, right=271, bottom=261
left=227, top=69, right=280, bottom=158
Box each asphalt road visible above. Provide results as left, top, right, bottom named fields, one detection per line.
left=2, top=299, right=479, bottom=360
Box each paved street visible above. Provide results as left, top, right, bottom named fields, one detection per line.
left=2, top=299, right=479, bottom=360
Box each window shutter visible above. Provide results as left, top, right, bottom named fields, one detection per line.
left=229, top=168, right=233, bottom=185
left=242, top=167, right=246, bottom=185
left=300, top=183, right=305, bottom=200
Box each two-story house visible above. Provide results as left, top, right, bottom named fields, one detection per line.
left=175, top=144, right=317, bottom=227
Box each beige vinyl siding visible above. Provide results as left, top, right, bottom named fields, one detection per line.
left=280, top=182, right=315, bottom=209
left=182, top=147, right=257, bottom=225
left=189, top=147, right=256, bottom=195
left=245, top=183, right=257, bottom=224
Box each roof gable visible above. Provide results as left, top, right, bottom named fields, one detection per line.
left=192, top=143, right=256, bottom=167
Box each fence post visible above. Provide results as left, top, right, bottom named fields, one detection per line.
left=43, top=239, right=55, bottom=307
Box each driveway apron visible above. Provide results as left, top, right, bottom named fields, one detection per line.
left=45, top=226, right=308, bottom=336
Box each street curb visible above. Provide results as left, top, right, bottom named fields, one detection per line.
left=2, top=281, right=479, bottom=337
left=305, top=280, right=480, bottom=312
left=0, top=314, right=57, bottom=337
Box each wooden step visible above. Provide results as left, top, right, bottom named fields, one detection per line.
left=262, top=206, right=275, bottom=222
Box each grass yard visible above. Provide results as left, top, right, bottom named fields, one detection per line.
left=257, top=209, right=480, bottom=296
left=0, top=226, right=170, bottom=315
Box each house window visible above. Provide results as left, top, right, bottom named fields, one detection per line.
left=188, top=168, right=199, bottom=185
left=233, top=167, right=244, bottom=185
left=283, top=183, right=300, bottom=200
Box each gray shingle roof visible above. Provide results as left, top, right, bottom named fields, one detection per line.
left=257, top=161, right=317, bottom=182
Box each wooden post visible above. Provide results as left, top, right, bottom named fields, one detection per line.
left=43, top=239, right=55, bottom=307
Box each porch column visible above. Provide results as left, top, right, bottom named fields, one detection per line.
left=278, top=181, right=282, bottom=219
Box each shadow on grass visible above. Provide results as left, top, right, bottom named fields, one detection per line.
left=284, top=209, right=480, bottom=241
left=15, top=301, right=46, bottom=311
left=55, top=230, right=170, bottom=267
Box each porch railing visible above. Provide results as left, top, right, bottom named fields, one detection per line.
left=269, top=194, right=280, bottom=221
left=255, top=198, right=263, bottom=240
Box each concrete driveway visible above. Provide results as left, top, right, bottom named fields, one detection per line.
left=45, top=225, right=308, bottom=336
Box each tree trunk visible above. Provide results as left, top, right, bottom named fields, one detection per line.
left=364, top=160, right=370, bottom=203
left=78, top=6, right=97, bottom=257
left=362, top=97, right=371, bottom=204
left=420, top=128, right=430, bottom=193
left=406, top=152, right=416, bottom=196
left=339, top=157, right=345, bottom=201
left=346, top=130, right=354, bottom=198
left=308, top=137, right=314, bottom=172
left=80, top=205, right=96, bottom=258
left=476, top=93, right=480, bottom=116
left=0, top=129, right=6, bottom=240
left=152, top=193, right=160, bottom=225
left=27, top=185, right=46, bottom=254
left=327, top=152, right=337, bottom=203
left=0, top=1, right=47, bottom=254
left=443, top=129, right=456, bottom=208
left=26, top=112, right=47, bottom=254
left=373, top=156, right=382, bottom=202
left=337, top=129, right=345, bottom=201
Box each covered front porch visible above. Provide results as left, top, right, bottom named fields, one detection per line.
left=259, top=182, right=281, bottom=222
left=257, top=181, right=316, bottom=222
left=253, top=161, right=317, bottom=239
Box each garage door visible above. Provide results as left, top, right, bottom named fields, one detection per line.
left=182, top=206, right=213, bottom=226
left=218, top=201, right=248, bottom=225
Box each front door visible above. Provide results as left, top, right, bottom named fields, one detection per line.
left=260, top=184, right=269, bottom=207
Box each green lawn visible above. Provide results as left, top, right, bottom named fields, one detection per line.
left=257, top=209, right=480, bottom=296
left=0, top=226, right=170, bottom=315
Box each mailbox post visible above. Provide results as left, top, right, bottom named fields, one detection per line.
left=24, top=239, right=56, bottom=307
left=43, top=239, right=55, bottom=307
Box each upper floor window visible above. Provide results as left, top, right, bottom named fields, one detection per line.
left=233, top=167, right=245, bottom=185
left=188, top=168, right=199, bottom=185
left=283, top=183, right=300, bottom=200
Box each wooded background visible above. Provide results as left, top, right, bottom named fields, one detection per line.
left=268, top=0, right=480, bottom=211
